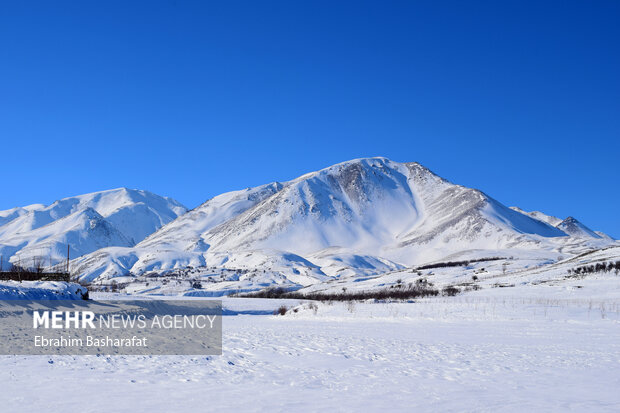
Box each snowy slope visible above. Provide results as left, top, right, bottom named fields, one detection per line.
left=556, top=216, right=601, bottom=239
left=0, top=208, right=132, bottom=269
left=70, top=157, right=616, bottom=293
left=0, top=204, right=46, bottom=227
left=509, top=207, right=563, bottom=227
left=595, top=231, right=616, bottom=241
left=197, top=159, right=567, bottom=261
left=0, top=188, right=186, bottom=269
left=509, top=207, right=611, bottom=240
left=139, top=182, right=284, bottom=251
left=0, top=280, right=88, bottom=300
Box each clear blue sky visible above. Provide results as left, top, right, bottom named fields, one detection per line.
left=1, top=1, right=618, bottom=237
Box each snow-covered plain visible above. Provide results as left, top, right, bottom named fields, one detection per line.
left=1, top=278, right=620, bottom=412
left=0, top=245, right=619, bottom=411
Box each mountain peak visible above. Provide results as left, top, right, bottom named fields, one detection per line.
left=556, top=216, right=601, bottom=239
left=106, top=157, right=579, bottom=279
left=0, top=188, right=187, bottom=267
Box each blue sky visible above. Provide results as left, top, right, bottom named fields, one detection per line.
left=0, top=1, right=618, bottom=237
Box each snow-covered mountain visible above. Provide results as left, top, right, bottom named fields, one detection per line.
left=197, top=159, right=566, bottom=259
left=70, top=157, right=617, bottom=291
left=0, top=188, right=187, bottom=269
left=509, top=207, right=611, bottom=240
left=555, top=217, right=602, bottom=239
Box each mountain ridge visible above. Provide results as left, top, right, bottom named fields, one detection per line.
left=68, top=157, right=617, bottom=290
left=0, top=188, right=187, bottom=269
left=3, top=158, right=614, bottom=293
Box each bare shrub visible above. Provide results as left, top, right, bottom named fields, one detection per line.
left=442, top=286, right=460, bottom=296
left=274, top=305, right=288, bottom=316
left=308, top=302, right=319, bottom=315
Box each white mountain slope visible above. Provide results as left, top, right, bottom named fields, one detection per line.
left=139, top=182, right=284, bottom=251
left=556, top=216, right=601, bottom=239
left=509, top=207, right=610, bottom=240
left=509, top=207, right=563, bottom=227
left=0, top=208, right=131, bottom=269
left=71, top=157, right=616, bottom=294
left=0, top=188, right=187, bottom=269
left=0, top=204, right=46, bottom=227
left=199, top=159, right=566, bottom=261
left=595, top=231, right=616, bottom=241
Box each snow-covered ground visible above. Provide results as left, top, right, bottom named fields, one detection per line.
left=0, top=280, right=87, bottom=300
left=1, top=281, right=619, bottom=412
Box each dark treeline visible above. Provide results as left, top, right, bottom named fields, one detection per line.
left=416, top=257, right=505, bottom=271
left=0, top=250, right=71, bottom=282
left=568, top=261, right=620, bottom=276
left=0, top=268, right=70, bottom=282
left=0, top=261, right=70, bottom=282
left=237, top=283, right=449, bottom=301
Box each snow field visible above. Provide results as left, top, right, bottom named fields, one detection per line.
left=1, top=289, right=619, bottom=412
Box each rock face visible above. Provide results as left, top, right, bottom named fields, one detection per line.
left=69, top=157, right=616, bottom=287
